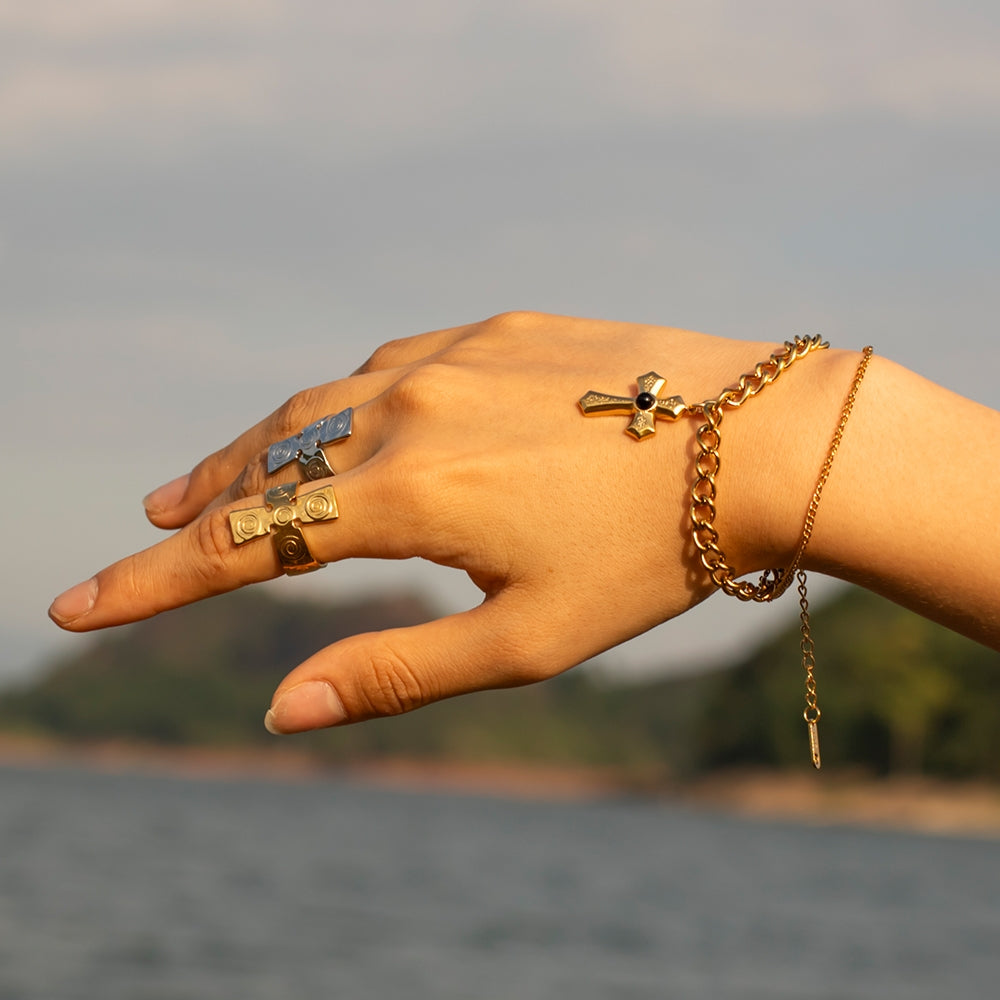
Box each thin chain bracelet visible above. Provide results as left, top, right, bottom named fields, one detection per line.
left=690, top=342, right=875, bottom=769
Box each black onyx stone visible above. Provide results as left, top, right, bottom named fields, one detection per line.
left=635, top=392, right=657, bottom=411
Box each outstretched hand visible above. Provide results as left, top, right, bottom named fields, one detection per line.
left=49, top=313, right=844, bottom=732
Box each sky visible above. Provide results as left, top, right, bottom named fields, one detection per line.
left=3, top=0, right=999, bottom=685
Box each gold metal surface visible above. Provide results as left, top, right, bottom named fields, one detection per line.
left=581, top=335, right=875, bottom=769
left=799, top=571, right=823, bottom=770
left=808, top=720, right=822, bottom=770
left=686, top=339, right=872, bottom=768
left=229, top=481, right=338, bottom=575
left=578, top=371, right=687, bottom=439
left=688, top=336, right=832, bottom=602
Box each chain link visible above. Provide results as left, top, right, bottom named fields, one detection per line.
left=799, top=571, right=819, bottom=722
left=799, top=571, right=822, bottom=768
left=689, top=335, right=829, bottom=602
left=687, top=338, right=874, bottom=770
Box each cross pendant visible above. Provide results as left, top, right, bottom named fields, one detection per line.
left=578, top=372, right=688, bottom=439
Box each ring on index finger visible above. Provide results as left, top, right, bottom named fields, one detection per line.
left=230, top=481, right=339, bottom=575
left=267, top=407, right=353, bottom=482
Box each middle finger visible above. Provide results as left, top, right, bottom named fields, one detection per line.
left=144, top=367, right=404, bottom=529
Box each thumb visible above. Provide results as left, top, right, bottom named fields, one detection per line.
left=263, top=591, right=553, bottom=734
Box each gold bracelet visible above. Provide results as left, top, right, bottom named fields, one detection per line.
left=579, top=338, right=875, bottom=769
left=691, top=343, right=875, bottom=769
left=579, top=337, right=872, bottom=769
left=689, top=336, right=830, bottom=602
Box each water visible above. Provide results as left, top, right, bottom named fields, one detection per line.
left=1, top=764, right=998, bottom=1000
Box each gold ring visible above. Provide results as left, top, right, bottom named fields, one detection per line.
left=229, top=481, right=339, bottom=575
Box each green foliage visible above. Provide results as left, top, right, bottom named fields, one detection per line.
left=3, top=585, right=999, bottom=780
left=290, top=667, right=718, bottom=779
left=0, top=589, right=435, bottom=747
left=691, top=587, right=1000, bottom=778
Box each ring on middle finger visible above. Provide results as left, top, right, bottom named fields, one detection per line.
left=267, top=407, right=353, bottom=481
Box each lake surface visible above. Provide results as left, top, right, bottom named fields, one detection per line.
left=1, top=763, right=998, bottom=999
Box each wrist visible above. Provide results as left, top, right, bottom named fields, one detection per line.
left=714, top=346, right=866, bottom=580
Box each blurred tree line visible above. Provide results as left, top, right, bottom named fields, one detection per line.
left=2, top=585, right=998, bottom=781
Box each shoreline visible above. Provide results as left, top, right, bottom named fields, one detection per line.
left=3, top=733, right=1000, bottom=838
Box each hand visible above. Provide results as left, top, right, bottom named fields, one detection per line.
left=48, top=312, right=855, bottom=731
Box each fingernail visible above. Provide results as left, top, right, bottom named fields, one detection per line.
left=143, top=473, right=190, bottom=515
left=264, top=681, right=347, bottom=735
left=49, top=578, right=99, bottom=625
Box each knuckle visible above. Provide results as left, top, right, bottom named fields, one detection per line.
left=361, top=644, right=431, bottom=717
left=190, top=509, right=238, bottom=587
left=484, top=309, right=535, bottom=329
left=388, top=363, right=461, bottom=414
left=355, top=336, right=417, bottom=375
left=479, top=310, right=540, bottom=339
left=231, top=452, right=269, bottom=498
left=273, top=386, right=328, bottom=437
left=111, top=559, right=170, bottom=621
left=186, top=451, right=226, bottom=500
left=444, top=311, right=542, bottom=357
left=118, top=559, right=148, bottom=609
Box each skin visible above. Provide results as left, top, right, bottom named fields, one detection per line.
left=48, top=312, right=1000, bottom=733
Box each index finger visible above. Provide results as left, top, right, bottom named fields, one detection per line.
left=51, top=472, right=361, bottom=631
left=49, top=500, right=283, bottom=631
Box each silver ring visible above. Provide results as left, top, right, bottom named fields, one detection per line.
left=267, top=407, right=353, bottom=478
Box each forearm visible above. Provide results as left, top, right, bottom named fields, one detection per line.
left=727, top=351, right=1000, bottom=650
left=809, top=356, right=1000, bottom=649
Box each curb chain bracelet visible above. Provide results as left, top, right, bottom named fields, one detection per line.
left=580, top=337, right=875, bottom=769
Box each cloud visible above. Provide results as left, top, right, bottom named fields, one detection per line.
left=564, top=0, right=1000, bottom=120
left=0, top=0, right=279, bottom=156
left=2, top=0, right=998, bottom=162
left=0, top=0, right=278, bottom=41
left=0, top=60, right=269, bottom=154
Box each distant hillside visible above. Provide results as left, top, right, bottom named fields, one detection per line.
left=2, top=586, right=998, bottom=780
left=0, top=589, right=438, bottom=747
left=694, top=586, right=1000, bottom=779
left=0, top=588, right=718, bottom=776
